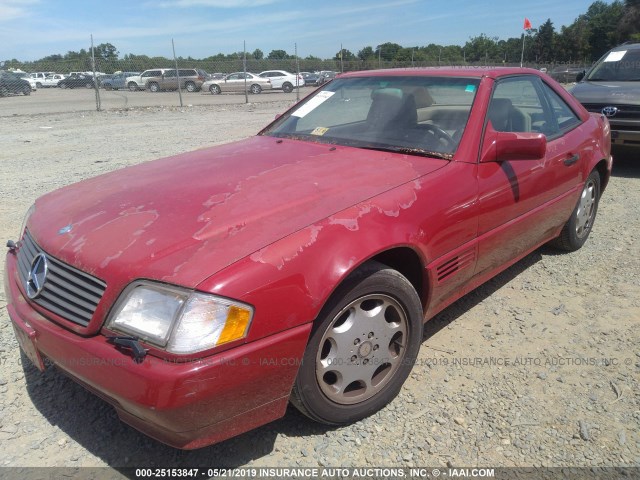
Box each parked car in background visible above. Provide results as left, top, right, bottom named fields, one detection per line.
left=203, top=72, right=272, bottom=94
left=571, top=42, right=640, bottom=150
left=40, top=74, right=66, bottom=88
left=99, top=72, right=140, bottom=91
left=5, top=67, right=611, bottom=449
left=258, top=70, right=303, bottom=93
left=126, top=69, right=170, bottom=91
left=548, top=65, right=585, bottom=83
left=300, top=71, right=320, bottom=86
left=57, top=74, right=96, bottom=89
left=315, top=70, right=337, bottom=86
left=29, top=72, right=56, bottom=88
left=145, top=68, right=206, bottom=92
left=0, top=70, right=32, bottom=96
left=18, top=72, right=37, bottom=91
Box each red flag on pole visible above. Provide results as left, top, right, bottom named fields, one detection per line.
left=523, top=18, right=532, bottom=30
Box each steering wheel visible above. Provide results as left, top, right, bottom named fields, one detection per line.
left=420, top=124, right=456, bottom=150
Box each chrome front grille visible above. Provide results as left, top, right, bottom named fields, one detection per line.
left=17, top=231, right=107, bottom=327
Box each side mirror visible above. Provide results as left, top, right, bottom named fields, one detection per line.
left=481, top=125, right=546, bottom=163
left=576, top=70, right=585, bottom=82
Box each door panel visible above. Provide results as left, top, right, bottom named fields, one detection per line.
left=475, top=76, right=587, bottom=277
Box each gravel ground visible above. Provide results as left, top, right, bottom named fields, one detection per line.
left=0, top=103, right=638, bottom=474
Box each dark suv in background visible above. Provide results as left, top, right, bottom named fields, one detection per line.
left=571, top=42, right=640, bottom=150
left=0, top=70, right=32, bottom=96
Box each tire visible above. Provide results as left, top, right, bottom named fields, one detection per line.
left=249, top=84, right=262, bottom=94
left=551, top=170, right=601, bottom=252
left=60, top=83, right=67, bottom=89
left=185, top=81, right=196, bottom=92
left=0, top=87, right=8, bottom=97
left=104, top=84, right=113, bottom=91
left=36, top=82, right=42, bottom=88
left=291, top=261, right=422, bottom=425
left=23, top=86, right=31, bottom=96
left=148, top=82, right=160, bottom=93
left=128, top=82, right=138, bottom=92
left=85, top=83, right=93, bottom=89
left=209, top=84, right=221, bottom=95
left=282, top=82, right=293, bottom=93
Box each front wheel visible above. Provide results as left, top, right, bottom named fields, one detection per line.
left=551, top=170, right=601, bottom=252
left=185, top=81, right=197, bottom=92
left=291, top=261, right=422, bottom=425
left=85, top=82, right=93, bottom=89
left=209, top=84, right=221, bottom=94
left=148, top=82, right=160, bottom=93
left=36, top=82, right=42, bottom=88
left=249, top=84, right=262, bottom=94
left=128, top=82, right=138, bottom=92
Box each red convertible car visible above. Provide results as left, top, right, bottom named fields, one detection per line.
left=5, top=67, right=611, bottom=449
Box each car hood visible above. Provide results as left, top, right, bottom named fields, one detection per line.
left=27, top=136, right=446, bottom=290
left=571, top=81, right=640, bottom=105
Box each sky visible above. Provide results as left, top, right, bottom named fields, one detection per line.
left=0, top=0, right=601, bottom=61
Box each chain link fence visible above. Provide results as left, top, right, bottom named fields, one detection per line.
left=0, top=37, right=591, bottom=116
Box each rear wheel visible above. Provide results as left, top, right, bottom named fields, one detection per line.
left=282, top=82, right=293, bottom=93
left=104, top=84, right=113, bottom=91
left=85, top=82, right=93, bottom=89
left=36, top=82, right=42, bottom=88
left=249, top=84, right=262, bottom=94
left=551, top=170, right=600, bottom=251
left=23, top=85, right=31, bottom=95
left=128, top=82, right=138, bottom=92
left=291, top=261, right=422, bottom=425
left=209, top=84, right=221, bottom=95
left=185, top=81, right=197, bottom=92
left=148, top=82, right=160, bottom=93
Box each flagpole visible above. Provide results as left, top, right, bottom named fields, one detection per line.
left=520, top=33, right=525, bottom=68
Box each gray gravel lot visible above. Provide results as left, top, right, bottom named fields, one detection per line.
left=0, top=99, right=638, bottom=475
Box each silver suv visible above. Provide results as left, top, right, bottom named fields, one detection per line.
left=126, top=69, right=171, bottom=91
left=571, top=42, right=640, bottom=149
left=144, top=69, right=206, bottom=92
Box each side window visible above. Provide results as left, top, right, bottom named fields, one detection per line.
left=227, top=74, right=240, bottom=80
left=164, top=70, right=177, bottom=78
left=488, top=76, right=570, bottom=137
left=489, top=77, right=546, bottom=134
left=540, top=83, right=581, bottom=132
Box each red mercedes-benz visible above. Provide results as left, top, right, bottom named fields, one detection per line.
left=5, top=67, right=611, bottom=449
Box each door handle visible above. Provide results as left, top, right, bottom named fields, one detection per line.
left=564, top=154, right=579, bottom=166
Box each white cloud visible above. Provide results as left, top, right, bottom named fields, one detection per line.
left=154, top=0, right=280, bottom=7
left=0, top=0, right=39, bottom=21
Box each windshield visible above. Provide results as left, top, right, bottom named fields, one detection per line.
left=586, top=48, right=640, bottom=81
left=261, top=75, right=479, bottom=158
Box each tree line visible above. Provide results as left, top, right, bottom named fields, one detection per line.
left=2, top=0, right=638, bottom=74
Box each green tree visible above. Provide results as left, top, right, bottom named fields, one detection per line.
left=267, top=49, right=290, bottom=59
left=357, top=46, right=375, bottom=61
left=375, top=42, right=402, bottom=61
left=335, top=49, right=355, bottom=61
left=94, top=43, right=119, bottom=62
left=534, top=19, right=555, bottom=62
left=252, top=49, right=264, bottom=60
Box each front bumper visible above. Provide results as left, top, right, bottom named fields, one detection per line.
left=609, top=125, right=640, bottom=147
left=4, top=252, right=311, bottom=449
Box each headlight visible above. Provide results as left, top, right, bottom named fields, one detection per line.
left=106, top=281, right=253, bottom=354
left=20, top=204, right=36, bottom=240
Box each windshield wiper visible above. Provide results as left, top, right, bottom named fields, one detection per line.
left=358, top=144, right=453, bottom=160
